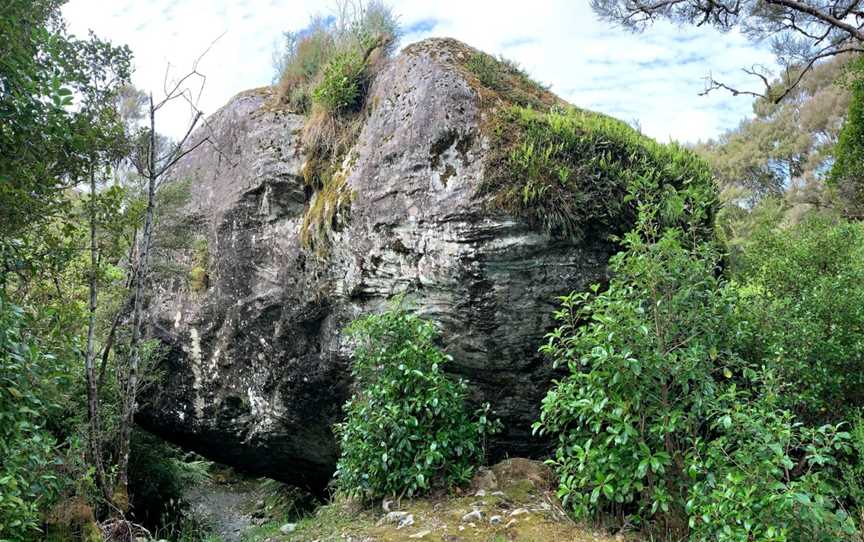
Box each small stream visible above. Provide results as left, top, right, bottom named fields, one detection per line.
left=184, top=479, right=263, bottom=542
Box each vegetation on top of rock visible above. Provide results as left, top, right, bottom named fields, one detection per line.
left=271, top=0, right=399, bottom=114
left=416, top=45, right=718, bottom=241
left=482, top=104, right=717, bottom=240
left=334, top=306, right=501, bottom=500
left=271, top=2, right=400, bottom=257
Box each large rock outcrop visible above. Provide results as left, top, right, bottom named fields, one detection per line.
left=137, top=39, right=620, bottom=490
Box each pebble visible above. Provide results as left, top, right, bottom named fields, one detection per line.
left=510, top=508, right=529, bottom=516
left=474, top=489, right=486, bottom=497
left=397, top=513, right=415, bottom=529
left=408, top=530, right=432, bottom=539
left=378, top=510, right=410, bottom=526
left=279, top=523, right=297, bottom=534
left=489, top=515, right=503, bottom=525
left=461, top=509, right=483, bottom=523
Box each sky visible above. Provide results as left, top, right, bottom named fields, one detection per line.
left=61, top=0, right=778, bottom=143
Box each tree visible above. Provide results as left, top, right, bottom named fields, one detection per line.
left=830, top=57, right=864, bottom=214
left=114, top=44, right=225, bottom=508
left=75, top=32, right=133, bottom=508
left=591, top=0, right=864, bottom=102
left=694, top=54, right=854, bottom=255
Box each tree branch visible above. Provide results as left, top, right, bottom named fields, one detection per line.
left=765, top=0, right=864, bottom=41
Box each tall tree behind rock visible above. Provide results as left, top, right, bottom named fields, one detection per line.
left=694, top=54, right=854, bottom=256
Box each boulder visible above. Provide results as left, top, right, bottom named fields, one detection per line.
left=136, top=38, right=621, bottom=490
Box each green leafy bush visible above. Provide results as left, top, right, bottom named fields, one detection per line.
left=687, top=385, right=856, bottom=541
left=334, top=306, right=500, bottom=500
left=733, top=215, right=864, bottom=421
left=0, top=295, right=64, bottom=540
left=312, top=51, right=366, bottom=113
left=534, top=175, right=859, bottom=540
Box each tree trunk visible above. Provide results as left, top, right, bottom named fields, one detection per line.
left=115, top=94, right=157, bottom=510
left=84, top=163, right=112, bottom=504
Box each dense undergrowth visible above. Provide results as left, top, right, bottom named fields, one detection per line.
left=535, top=171, right=864, bottom=540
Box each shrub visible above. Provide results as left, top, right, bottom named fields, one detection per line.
left=0, top=295, right=64, bottom=540
left=734, top=215, right=864, bottom=421
left=843, top=412, right=864, bottom=524
left=534, top=176, right=858, bottom=539
left=334, top=306, right=500, bottom=500
left=311, top=50, right=366, bottom=113
left=687, top=386, right=856, bottom=541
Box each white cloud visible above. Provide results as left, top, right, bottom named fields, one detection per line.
left=62, top=0, right=777, bottom=143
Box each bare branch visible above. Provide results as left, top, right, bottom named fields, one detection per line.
left=155, top=135, right=210, bottom=179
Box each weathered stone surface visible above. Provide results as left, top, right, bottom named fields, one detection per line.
left=136, top=38, right=615, bottom=491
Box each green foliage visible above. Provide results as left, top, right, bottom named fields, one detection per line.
left=0, top=295, right=64, bottom=540
left=483, top=105, right=716, bottom=240
left=842, top=412, right=864, bottom=523
left=272, top=1, right=400, bottom=113
left=128, top=430, right=212, bottom=537
left=535, top=175, right=859, bottom=539
left=334, top=306, right=500, bottom=500
left=687, top=385, right=856, bottom=541
left=0, top=0, right=132, bottom=278
left=312, top=50, right=366, bottom=113
left=695, top=54, right=854, bottom=254
left=830, top=60, right=864, bottom=216
left=734, top=215, right=864, bottom=420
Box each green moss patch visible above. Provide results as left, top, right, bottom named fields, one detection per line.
left=299, top=169, right=353, bottom=257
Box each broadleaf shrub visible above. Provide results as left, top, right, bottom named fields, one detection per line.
left=535, top=173, right=860, bottom=540
left=334, top=306, right=500, bottom=500
left=0, top=295, right=64, bottom=540
left=733, top=215, right=864, bottom=421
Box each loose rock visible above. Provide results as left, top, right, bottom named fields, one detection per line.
left=462, top=509, right=483, bottom=523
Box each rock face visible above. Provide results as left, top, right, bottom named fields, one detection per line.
left=137, top=38, right=616, bottom=490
